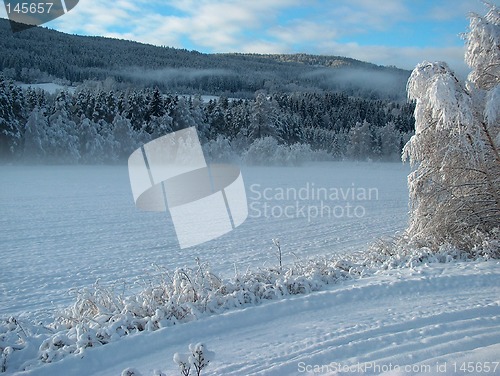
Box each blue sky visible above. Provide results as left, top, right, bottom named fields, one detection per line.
left=2, top=0, right=496, bottom=75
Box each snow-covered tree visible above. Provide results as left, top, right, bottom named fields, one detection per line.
left=171, top=97, right=196, bottom=131
left=191, top=95, right=210, bottom=142
left=23, top=107, right=47, bottom=160
left=124, top=90, right=147, bottom=131
left=206, top=98, right=226, bottom=139
left=248, top=92, right=279, bottom=140
left=77, top=116, right=104, bottom=163
left=46, top=91, right=80, bottom=162
left=347, top=120, right=372, bottom=160
left=0, top=75, right=20, bottom=156
left=203, top=134, right=236, bottom=162
left=377, top=121, right=401, bottom=161
left=146, top=87, right=164, bottom=120
left=279, top=112, right=304, bottom=144
left=148, top=113, right=173, bottom=139
left=112, top=114, right=136, bottom=159
left=403, top=3, right=499, bottom=249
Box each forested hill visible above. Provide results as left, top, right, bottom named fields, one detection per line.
left=0, top=18, right=409, bottom=100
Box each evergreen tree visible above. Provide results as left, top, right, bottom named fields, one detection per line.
left=112, top=114, right=136, bottom=160
left=377, top=121, right=401, bottom=160
left=147, top=113, right=173, bottom=139
left=0, top=76, right=21, bottom=157
left=46, top=91, right=80, bottom=162
left=171, top=96, right=196, bottom=130
left=105, top=91, right=117, bottom=123
left=125, top=90, right=147, bottom=131
left=249, top=92, right=278, bottom=140
left=77, top=116, right=104, bottom=163
left=146, top=87, right=164, bottom=120
left=347, top=120, right=372, bottom=160
left=207, top=98, right=227, bottom=139
left=23, top=107, right=47, bottom=160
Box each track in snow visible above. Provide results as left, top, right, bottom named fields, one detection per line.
left=19, top=261, right=500, bottom=376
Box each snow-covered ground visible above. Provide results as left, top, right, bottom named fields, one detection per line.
left=16, top=260, right=500, bottom=376
left=2, top=162, right=499, bottom=375
left=0, top=162, right=409, bottom=318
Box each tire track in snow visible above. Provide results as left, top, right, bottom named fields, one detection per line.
left=212, top=265, right=500, bottom=375
left=18, top=262, right=499, bottom=376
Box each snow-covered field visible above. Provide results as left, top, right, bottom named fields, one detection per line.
left=2, top=162, right=499, bottom=375
left=0, top=162, right=409, bottom=319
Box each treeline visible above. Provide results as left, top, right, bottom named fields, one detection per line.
left=0, top=76, right=414, bottom=163
left=0, top=19, right=409, bottom=100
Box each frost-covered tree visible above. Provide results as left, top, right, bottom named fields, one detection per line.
left=377, top=121, right=401, bottom=161
left=124, top=90, right=147, bottom=131
left=146, top=87, right=164, bottom=121
left=203, top=135, right=235, bottom=162
left=403, top=4, right=499, bottom=249
left=46, top=91, right=80, bottom=162
left=206, top=98, right=226, bottom=139
left=148, top=113, right=173, bottom=139
left=347, top=120, right=372, bottom=160
left=77, top=116, right=104, bottom=163
left=171, top=97, right=196, bottom=131
left=0, top=75, right=20, bottom=156
left=248, top=92, right=279, bottom=140
left=112, top=114, right=137, bottom=160
left=191, top=95, right=210, bottom=142
left=279, top=112, right=304, bottom=144
left=23, top=107, right=47, bottom=160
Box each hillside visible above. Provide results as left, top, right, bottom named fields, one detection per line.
left=0, top=18, right=409, bottom=99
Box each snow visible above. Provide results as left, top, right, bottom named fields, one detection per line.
left=14, top=260, right=500, bottom=376
left=0, top=162, right=409, bottom=318
left=2, top=162, right=498, bottom=375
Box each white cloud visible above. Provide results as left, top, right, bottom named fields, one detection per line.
left=43, top=0, right=142, bottom=36
left=322, top=0, right=410, bottom=33
left=427, top=0, right=490, bottom=21
left=316, top=42, right=469, bottom=76
left=269, top=20, right=338, bottom=46
left=156, top=0, right=303, bottom=51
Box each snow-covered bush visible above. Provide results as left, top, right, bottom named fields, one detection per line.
left=6, top=236, right=498, bottom=372
left=243, top=137, right=329, bottom=165
left=202, top=135, right=238, bottom=162
left=188, top=343, right=214, bottom=376
left=19, top=255, right=358, bottom=368
left=243, top=136, right=280, bottom=165
left=0, top=316, right=53, bottom=373
left=173, top=352, right=191, bottom=376
left=173, top=343, right=214, bottom=376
